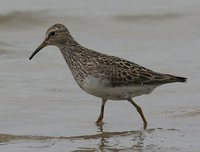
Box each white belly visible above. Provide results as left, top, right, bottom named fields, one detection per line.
left=80, top=75, right=158, bottom=100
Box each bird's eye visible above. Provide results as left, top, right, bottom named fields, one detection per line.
left=50, top=31, right=55, bottom=36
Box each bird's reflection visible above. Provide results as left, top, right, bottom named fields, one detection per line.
left=91, top=123, right=149, bottom=151
left=0, top=126, right=162, bottom=151
left=96, top=123, right=104, bottom=132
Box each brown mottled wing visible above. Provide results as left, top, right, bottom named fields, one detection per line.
left=86, top=55, right=181, bottom=86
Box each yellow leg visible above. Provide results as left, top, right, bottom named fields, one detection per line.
left=128, top=98, right=147, bottom=129
left=96, top=99, right=107, bottom=124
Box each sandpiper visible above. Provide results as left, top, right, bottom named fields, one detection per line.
left=29, top=23, right=187, bottom=129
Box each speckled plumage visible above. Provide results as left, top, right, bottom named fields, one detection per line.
left=29, top=23, right=187, bottom=128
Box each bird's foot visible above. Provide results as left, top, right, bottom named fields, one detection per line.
left=143, top=122, right=147, bottom=130
left=95, top=119, right=104, bottom=126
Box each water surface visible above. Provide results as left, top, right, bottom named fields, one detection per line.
left=0, top=0, right=200, bottom=151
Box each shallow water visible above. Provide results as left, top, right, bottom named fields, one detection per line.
left=0, top=0, right=200, bottom=151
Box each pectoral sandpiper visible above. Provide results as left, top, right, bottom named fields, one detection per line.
left=29, top=23, right=187, bottom=129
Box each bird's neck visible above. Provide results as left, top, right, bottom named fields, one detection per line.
left=58, top=39, right=94, bottom=80
left=58, top=37, right=100, bottom=63
left=58, top=39, right=89, bottom=61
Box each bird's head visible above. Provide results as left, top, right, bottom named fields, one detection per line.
left=29, top=23, right=71, bottom=60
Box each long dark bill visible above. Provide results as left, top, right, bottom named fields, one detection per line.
left=29, top=41, right=47, bottom=60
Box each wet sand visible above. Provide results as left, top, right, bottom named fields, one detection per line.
left=0, top=0, right=200, bottom=151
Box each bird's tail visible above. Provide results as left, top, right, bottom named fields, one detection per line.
left=166, top=75, right=187, bottom=83
left=174, top=76, right=187, bottom=83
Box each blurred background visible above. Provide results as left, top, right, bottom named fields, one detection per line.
left=0, top=0, right=200, bottom=151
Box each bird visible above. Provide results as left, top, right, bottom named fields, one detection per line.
left=29, top=23, right=187, bottom=129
